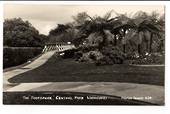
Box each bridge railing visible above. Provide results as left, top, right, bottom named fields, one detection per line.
left=42, top=43, right=75, bottom=53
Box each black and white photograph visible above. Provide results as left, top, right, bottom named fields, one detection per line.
left=2, top=4, right=165, bottom=105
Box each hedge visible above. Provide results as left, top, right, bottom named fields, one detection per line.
left=3, top=47, right=42, bottom=69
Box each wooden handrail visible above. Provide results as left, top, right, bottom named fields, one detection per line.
left=42, top=43, right=75, bottom=53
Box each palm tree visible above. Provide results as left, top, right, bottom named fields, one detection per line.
left=75, top=10, right=135, bottom=53
left=74, top=11, right=163, bottom=56
left=74, top=10, right=117, bottom=50
left=108, top=13, right=135, bottom=53
left=122, top=11, right=162, bottom=55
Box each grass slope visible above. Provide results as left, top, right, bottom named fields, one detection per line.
left=8, top=54, right=164, bottom=86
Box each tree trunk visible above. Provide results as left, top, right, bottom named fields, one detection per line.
left=123, top=44, right=126, bottom=53
left=146, top=41, right=149, bottom=53
left=122, top=30, right=126, bottom=53
left=143, top=34, right=149, bottom=53
left=99, top=32, right=107, bottom=51
left=160, top=39, right=164, bottom=52
left=149, top=33, right=153, bottom=53
left=114, top=35, right=117, bottom=46
left=138, top=44, right=141, bottom=55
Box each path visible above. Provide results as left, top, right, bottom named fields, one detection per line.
left=3, top=50, right=56, bottom=89
left=5, top=82, right=164, bottom=104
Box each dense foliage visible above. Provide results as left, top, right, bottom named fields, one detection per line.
left=3, top=18, right=48, bottom=68
left=4, top=18, right=48, bottom=47
left=3, top=47, right=42, bottom=68
left=5, top=11, right=164, bottom=67
left=50, top=10, right=165, bottom=65
left=48, top=24, right=78, bottom=43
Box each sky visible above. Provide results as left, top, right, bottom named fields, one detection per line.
left=4, top=4, right=165, bottom=35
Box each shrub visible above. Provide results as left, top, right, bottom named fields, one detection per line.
left=3, top=47, right=42, bottom=68
left=79, top=52, right=93, bottom=62
left=89, top=51, right=104, bottom=61
left=74, top=51, right=83, bottom=61
left=130, top=53, right=165, bottom=65
left=77, top=44, right=98, bottom=53
left=76, top=45, right=126, bottom=65
left=96, top=46, right=125, bottom=65
left=78, top=51, right=103, bottom=63
left=60, top=49, right=78, bottom=59
left=95, top=56, right=111, bottom=66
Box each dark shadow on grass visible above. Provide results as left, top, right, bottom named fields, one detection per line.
left=8, top=54, right=165, bottom=86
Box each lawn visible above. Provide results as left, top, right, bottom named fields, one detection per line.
left=8, top=54, right=164, bottom=86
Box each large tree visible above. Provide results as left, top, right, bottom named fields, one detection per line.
left=48, top=23, right=78, bottom=43
left=122, top=11, right=164, bottom=55
left=74, top=10, right=123, bottom=49
left=73, top=11, right=164, bottom=62
left=4, top=18, right=45, bottom=47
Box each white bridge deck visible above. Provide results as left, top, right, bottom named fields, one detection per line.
left=42, top=43, right=76, bottom=53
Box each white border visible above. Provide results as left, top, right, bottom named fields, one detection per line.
left=1, top=1, right=169, bottom=5
left=0, top=1, right=170, bottom=114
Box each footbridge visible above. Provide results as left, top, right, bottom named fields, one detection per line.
left=42, top=42, right=76, bottom=53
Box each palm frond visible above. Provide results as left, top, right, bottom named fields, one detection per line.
left=103, top=10, right=114, bottom=20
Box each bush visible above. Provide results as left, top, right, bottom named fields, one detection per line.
left=74, top=51, right=83, bottom=61
left=129, top=53, right=165, bottom=65
left=95, top=56, right=111, bottom=66
left=89, top=51, right=104, bottom=61
left=77, top=44, right=98, bottom=53
left=76, top=46, right=125, bottom=65
left=79, top=52, right=93, bottom=62
left=3, top=47, right=42, bottom=68
left=78, top=51, right=103, bottom=63
left=96, top=46, right=125, bottom=65
left=60, top=49, right=78, bottom=59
